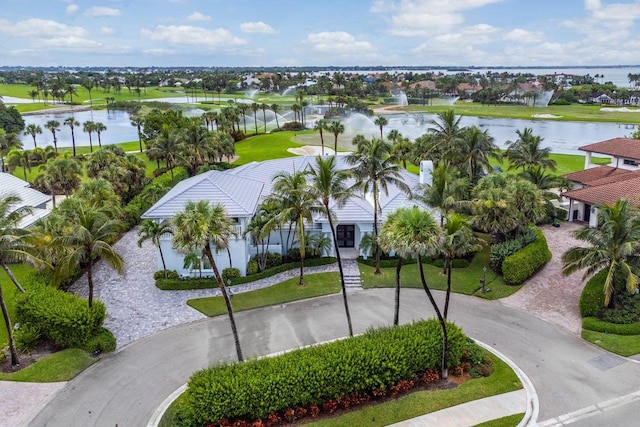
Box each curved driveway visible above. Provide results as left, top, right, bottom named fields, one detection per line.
left=30, top=288, right=640, bottom=427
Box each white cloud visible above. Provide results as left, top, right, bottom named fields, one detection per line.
left=584, top=0, right=601, bottom=11
left=503, top=28, right=545, bottom=44
left=65, top=4, right=79, bottom=14
left=100, top=27, right=115, bottom=35
left=0, top=18, right=88, bottom=38
left=240, top=21, right=276, bottom=34
left=85, top=6, right=121, bottom=17
left=140, top=25, right=246, bottom=49
left=369, top=0, right=396, bottom=13
left=186, top=12, right=211, bottom=22
left=143, top=48, right=176, bottom=55
left=305, top=31, right=376, bottom=55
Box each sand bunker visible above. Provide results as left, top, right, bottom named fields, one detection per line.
left=531, top=114, right=563, bottom=119
left=601, top=107, right=640, bottom=113
left=287, top=145, right=350, bottom=156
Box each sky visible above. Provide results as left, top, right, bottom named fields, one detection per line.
left=2, top=0, right=640, bottom=67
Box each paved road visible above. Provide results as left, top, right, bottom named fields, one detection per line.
left=31, top=289, right=640, bottom=427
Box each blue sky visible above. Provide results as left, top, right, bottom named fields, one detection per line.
left=1, top=0, right=640, bottom=67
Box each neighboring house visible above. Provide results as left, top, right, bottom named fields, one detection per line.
left=561, top=138, right=640, bottom=227
left=142, top=156, right=431, bottom=277
left=0, top=172, right=52, bottom=228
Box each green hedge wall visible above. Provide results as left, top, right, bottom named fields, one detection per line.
left=502, top=228, right=552, bottom=285
left=579, top=270, right=607, bottom=318
left=582, top=317, right=640, bottom=335
left=15, top=284, right=107, bottom=349
left=183, top=320, right=466, bottom=424
left=156, top=257, right=337, bottom=290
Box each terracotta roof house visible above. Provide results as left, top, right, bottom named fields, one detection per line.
left=142, top=156, right=431, bottom=277
left=561, top=138, right=640, bottom=226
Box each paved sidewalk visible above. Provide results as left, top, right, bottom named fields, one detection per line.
left=0, top=381, right=66, bottom=427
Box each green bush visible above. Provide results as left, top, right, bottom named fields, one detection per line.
left=16, top=285, right=106, bottom=349
left=14, top=323, right=41, bottom=353
left=579, top=270, right=607, bottom=318
left=183, top=320, right=466, bottom=424
left=82, top=327, right=117, bottom=354
left=555, top=207, right=569, bottom=221
left=502, top=228, right=551, bottom=285
left=222, top=268, right=241, bottom=283
left=490, top=226, right=538, bottom=273
left=583, top=317, right=640, bottom=335
left=246, top=260, right=259, bottom=276
left=153, top=270, right=179, bottom=280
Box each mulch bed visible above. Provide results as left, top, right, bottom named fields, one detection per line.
left=0, top=340, right=61, bottom=374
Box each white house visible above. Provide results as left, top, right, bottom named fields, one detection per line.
left=0, top=172, right=52, bottom=228
left=562, top=138, right=640, bottom=227
left=142, top=156, right=431, bottom=277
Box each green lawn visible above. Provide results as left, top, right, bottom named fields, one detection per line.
left=0, top=348, right=95, bottom=382
left=234, top=131, right=306, bottom=165
left=581, top=330, right=640, bottom=356
left=0, top=264, right=38, bottom=348
left=361, top=241, right=520, bottom=300
left=308, top=353, right=521, bottom=427
left=187, top=272, right=341, bottom=317
left=473, top=413, right=525, bottom=427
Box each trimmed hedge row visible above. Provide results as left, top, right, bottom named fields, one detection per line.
left=16, top=284, right=107, bottom=349
left=579, top=270, right=607, bottom=318
left=357, top=257, right=470, bottom=269
left=156, top=257, right=338, bottom=290
left=502, top=228, right=552, bottom=285
left=582, top=317, right=640, bottom=336
left=182, top=320, right=466, bottom=425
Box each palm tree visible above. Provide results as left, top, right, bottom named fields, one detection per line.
left=374, top=115, right=388, bottom=139
left=0, top=195, right=45, bottom=366
left=83, top=79, right=94, bottom=108
left=441, top=214, right=483, bottom=318
left=270, top=170, right=322, bottom=285
left=7, top=149, right=31, bottom=181
left=454, top=126, right=500, bottom=182
left=391, top=137, right=412, bottom=169
left=251, top=103, right=260, bottom=135
left=307, top=156, right=354, bottom=336
left=429, top=110, right=464, bottom=154
left=23, top=124, right=42, bottom=149
left=54, top=204, right=124, bottom=307
left=39, top=157, right=82, bottom=207
left=421, top=163, right=469, bottom=226
left=270, top=104, right=281, bottom=130
left=314, top=119, right=327, bottom=155
left=137, top=219, right=172, bottom=277
left=505, top=128, right=556, bottom=172
left=261, top=103, right=269, bottom=133
left=28, top=89, right=39, bottom=103
left=0, top=131, right=22, bottom=173
left=45, top=120, right=60, bottom=153
left=379, top=206, right=450, bottom=378
left=327, top=121, right=345, bottom=153
left=94, top=122, right=107, bottom=148
left=83, top=121, right=96, bottom=153
left=563, top=199, right=640, bottom=307
left=346, top=138, right=410, bottom=274
left=147, top=125, right=185, bottom=182
left=172, top=201, right=243, bottom=361
left=378, top=209, right=406, bottom=326
left=130, top=116, right=144, bottom=153
left=64, top=117, right=80, bottom=157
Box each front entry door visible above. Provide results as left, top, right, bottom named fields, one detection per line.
left=336, top=225, right=355, bottom=248
left=584, top=204, right=591, bottom=223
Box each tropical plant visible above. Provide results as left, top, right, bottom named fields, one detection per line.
left=327, top=121, right=345, bottom=153
left=374, top=115, right=388, bottom=139
left=505, top=128, right=556, bottom=172
left=45, top=120, right=61, bottom=153
left=379, top=210, right=405, bottom=325
left=63, top=117, right=80, bottom=157
left=23, top=123, right=42, bottom=149
left=421, top=163, right=469, bottom=226
left=130, top=116, right=144, bottom=153
left=94, top=122, right=107, bottom=148
left=138, top=219, right=173, bottom=277
left=7, top=149, right=31, bottom=181
left=314, top=119, right=327, bottom=155
left=428, top=110, right=464, bottom=156
left=83, top=121, right=96, bottom=153
left=453, top=126, right=500, bottom=182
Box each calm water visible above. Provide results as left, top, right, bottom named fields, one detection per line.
left=20, top=109, right=638, bottom=155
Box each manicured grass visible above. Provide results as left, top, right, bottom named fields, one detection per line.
left=0, top=264, right=38, bottom=348
left=361, top=241, right=521, bottom=300
left=308, top=353, right=521, bottom=427
left=234, top=131, right=306, bottom=164
left=473, top=413, right=524, bottom=427
left=187, top=272, right=341, bottom=317
left=407, top=102, right=640, bottom=124
left=0, top=348, right=95, bottom=382
left=581, top=330, right=640, bottom=356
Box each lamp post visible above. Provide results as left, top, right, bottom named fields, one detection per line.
left=480, top=266, right=490, bottom=293
left=227, top=279, right=234, bottom=299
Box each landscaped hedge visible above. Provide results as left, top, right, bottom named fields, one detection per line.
left=15, top=284, right=107, bottom=349
left=579, top=269, right=607, bottom=318
left=182, top=320, right=466, bottom=425
left=582, top=317, right=640, bottom=336
left=501, top=227, right=552, bottom=285
left=156, top=257, right=337, bottom=290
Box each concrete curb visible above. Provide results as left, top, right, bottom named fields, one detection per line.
left=474, top=340, right=539, bottom=427
left=148, top=337, right=538, bottom=427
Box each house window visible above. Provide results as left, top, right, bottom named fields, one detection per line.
left=202, top=257, right=212, bottom=270
left=623, top=159, right=638, bottom=166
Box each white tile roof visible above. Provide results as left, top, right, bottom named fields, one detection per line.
left=0, top=172, right=52, bottom=228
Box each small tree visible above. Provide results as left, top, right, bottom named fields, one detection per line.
left=137, top=219, right=173, bottom=278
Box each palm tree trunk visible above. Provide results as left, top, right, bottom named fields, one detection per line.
left=298, top=218, right=305, bottom=286
left=417, top=255, right=448, bottom=379
left=2, top=263, right=25, bottom=293
left=444, top=263, right=452, bottom=319
left=87, top=258, right=94, bottom=308
left=320, top=130, right=325, bottom=156
left=204, top=245, right=243, bottom=361
left=227, top=248, right=233, bottom=269
left=0, top=283, right=19, bottom=366
left=71, top=129, right=76, bottom=157
left=373, top=186, right=381, bottom=275
left=158, top=246, right=168, bottom=278
left=394, top=257, right=403, bottom=325
left=328, top=207, right=353, bottom=336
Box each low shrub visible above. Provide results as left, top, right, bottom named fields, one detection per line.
left=16, top=284, right=106, bottom=349
left=82, top=327, right=117, bottom=354
left=501, top=227, right=551, bottom=285
left=182, top=320, right=466, bottom=424
left=357, top=256, right=419, bottom=268
left=281, top=121, right=305, bottom=131
left=153, top=270, right=179, bottom=280
left=14, top=323, right=41, bottom=353
left=489, top=226, right=538, bottom=273
left=583, top=317, right=640, bottom=335
left=579, top=269, right=607, bottom=318
left=555, top=207, right=569, bottom=221
left=246, top=260, right=259, bottom=276
left=432, top=259, right=471, bottom=269
left=222, top=268, right=241, bottom=283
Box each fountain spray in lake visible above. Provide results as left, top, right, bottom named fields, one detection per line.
left=392, top=91, right=408, bottom=106
left=246, top=89, right=259, bottom=99
left=282, top=86, right=297, bottom=96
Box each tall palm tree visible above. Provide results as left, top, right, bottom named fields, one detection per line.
left=83, top=121, right=96, bottom=153
left=454, top=126, right=500, bottom=182
left=307, top=156, right=354, bottom=336
left=379, top=206, right=449, bottom=378
left=270, top=170, right=322, bottom=285
left=378, top=209, right=406, bottom=326
left=137, top=219, right=173, bottom=277
left=374, top=115, right=388, bottom=139
left=23, top=124, right=42, bottom=149
left=39, top=157, right=82, bottom=207
left=391, top=137, right=412, bottom=169
left=64, top=117, right=80, bottom=157
left=270, top=104, right=280, bottom=130
left=172, top=201, right=243, bottom=361
left=45, top=120, right=60, bottom=153
left=441, top=214, right=483, bottom=318
left=314, top=119, right=327, bottom=155
left=261, top=103, right=269, bottom=133
left=346, top=138, right=410, bottom=274
left=130, top=116, right=144, bottom=153
left=251, top=103, right=260, bottom=135
left=7, top=149, right=31, bottom=181
left=327, top=121, right=345, bottom=153
left=0, top=131, right=22, bottom=173
left=83, top=79, right=94, bottom=108
left=421, top=163, right=469, bottom=226
left=0, top=195, right=45, bottom=366
left=563, top=199, right=640, bottom=307
left=94, top=122, right=107, bottom=148
left=54, top=205, right=124, bottom=307
left=428, top=110, right=464, bottom=154
left=147, top=125, right=185, bottom=182
left=505, top=128, right=556, bottom=172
